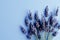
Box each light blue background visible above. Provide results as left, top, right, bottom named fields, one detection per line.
left=0, top=0, right=60, bottom=40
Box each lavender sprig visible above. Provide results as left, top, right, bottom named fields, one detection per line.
left=20, top=6, right=60, bottom=40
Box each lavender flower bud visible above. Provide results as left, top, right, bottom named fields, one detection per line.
left=52, top=31, right=57, bottom=36
left=28, top=11, right=32, bottom=20
left=20, top=26, right=26, bottom=34
left=25, top=17, right=29, bottom=26
left=49, top=15, right=53, bottom=26
left=55, top=7, right=59, bottom=16
left=44, top=6, right=48, bottom=17
left=26, top=34, right=31, bottom=39
left=34, top=12, right=39, bottom=20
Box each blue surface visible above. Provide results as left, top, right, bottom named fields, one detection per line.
left=0, top=0, right=60, bottom=40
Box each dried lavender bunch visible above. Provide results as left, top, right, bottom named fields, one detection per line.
left=20, top=6, right=60, bottom=40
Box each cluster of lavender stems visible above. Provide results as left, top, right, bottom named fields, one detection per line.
left=20, top=6, right=60, bottom=40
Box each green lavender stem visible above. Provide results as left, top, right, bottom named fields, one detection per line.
left=44, top=31, right=46, bottom=40
left=35, top=34, right=38, bottom=40
left=48, top=33, right=53, bottom=40
left=46, top=32, right=50, bottom=40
